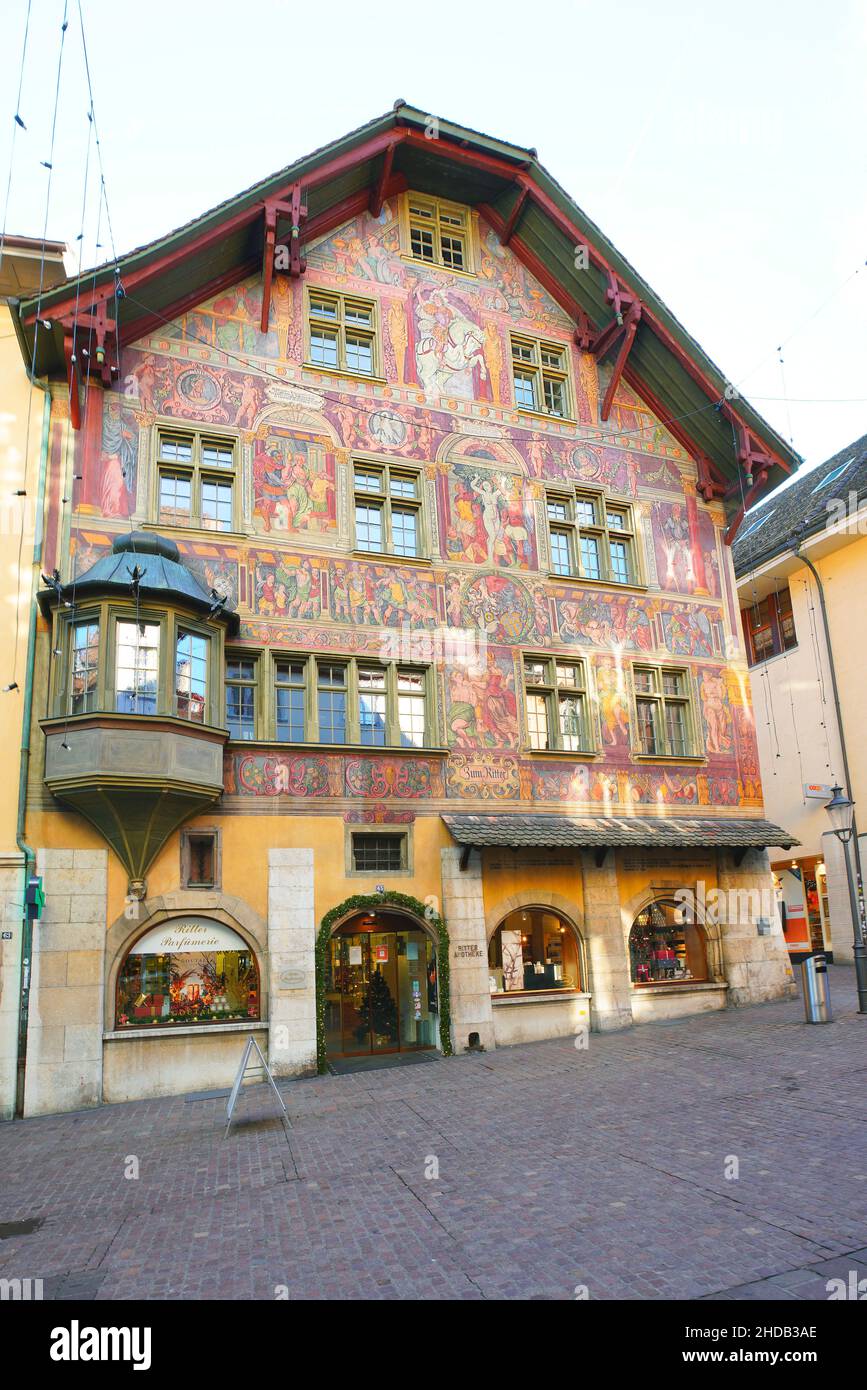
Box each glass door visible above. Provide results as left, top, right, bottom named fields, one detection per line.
left=324, top=923, right=438, bottom=1058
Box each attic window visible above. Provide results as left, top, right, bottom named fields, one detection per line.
left=404, top=194, right=472, bottom=273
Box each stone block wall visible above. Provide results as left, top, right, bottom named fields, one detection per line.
left=441, top=846, right=495, bottom=1051
left=580, top=850, right=635, bottom=1031
left=268, top=847, right=317, bottom=1076
left=717, top=848, right=797, bottom=1005
left=25, top=847, right=107, bottom=1115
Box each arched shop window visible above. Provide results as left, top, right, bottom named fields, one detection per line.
left=629, top=898, right=708, bottom=985
left=116, top=918, right=259, bottom=1028
left=488, top=908, right=583, bottom=994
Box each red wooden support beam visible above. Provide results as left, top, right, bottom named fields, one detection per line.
left=501, top=184, right=529, bottom=246
left=260, top=205, right=277, bottom=333
left=600, top=304, right=641, bottom=421
left=591, top=314, right=626, bottom=360
left=369, top=137, right=399, bottom=218
left=64, top=331, right=81, bottom=431
left=574, top=308, right=594, bottom=351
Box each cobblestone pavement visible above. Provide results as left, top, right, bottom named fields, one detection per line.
left=1, top=965, right=865, bottom=1301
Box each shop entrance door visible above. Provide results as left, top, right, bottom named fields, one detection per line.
left=324, top=916, right=437, bottom=1058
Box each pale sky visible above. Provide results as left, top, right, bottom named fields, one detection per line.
left=1, top=0, right=864, bottom=471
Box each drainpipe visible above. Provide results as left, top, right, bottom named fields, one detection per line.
left=793, top=540, right=867, bottom=934
left=10, top=298, right=52, bottom=1117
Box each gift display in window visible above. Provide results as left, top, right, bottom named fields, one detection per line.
left=629, top=899, right=708, bottom=985
left=116, top=919, right=260, bottom=1027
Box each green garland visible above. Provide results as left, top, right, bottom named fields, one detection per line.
left=315, top=891, right=452, bottom=1074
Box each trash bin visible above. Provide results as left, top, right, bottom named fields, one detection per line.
left=800, top=953, right=832, bottom=1023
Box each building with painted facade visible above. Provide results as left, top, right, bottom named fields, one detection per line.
left=2, top=107, right=800, bottom=1118
left=734, top=434, right=867, bottom=966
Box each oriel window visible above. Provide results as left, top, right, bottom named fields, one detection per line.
left=176, top=630, right=209, bottom=723
left=69, top=619, right=100, bottom=714
left=115, top=620, right=160, bottom=715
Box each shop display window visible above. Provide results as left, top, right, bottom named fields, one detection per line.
left=629, top=899, right=708, bottom=985
left=116, top=920, right=259, bottom=1027
left=488, top=908, right=583, bottom=993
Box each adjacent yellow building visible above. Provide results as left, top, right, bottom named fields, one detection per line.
left=734, top=434, right=867, bottom=967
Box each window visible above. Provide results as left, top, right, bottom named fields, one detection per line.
left=176, top=630, right=209, bottom=722
left=156, top=430, right=236, bottom=532
left=488, top=909, right=583, bottom=994
left=115, top=918, right=258, bottom=1028
left=69, top=620, right=100, bottom=714
left=405, top=194, right=471, bottom=271
left=353, top=462, right=423, bottom=557
left=629, top=898, right=708, bottom=985
left=546, top=490, right=637, bottom=584
left=511, top=336, right=571, bottom=418
left=275, top=660, right=306, bottom=743
left=633, top=665, right=693, bottom=757
left=225, top=656, right=257, bottom=739
left=181, top=830, right=220, bottom=889
left=307, top=289, right=377, bottom=376
left=351, top=833, right=407, bottom=873
left=741, top=586, right=797, bottom=666
left=317, top=662, right=347, bottom=743
left=115, top=620, right=160, bottom=715
left=523, top=656, right=591, bottom=752
left=270, top=657, right=429, bottom=746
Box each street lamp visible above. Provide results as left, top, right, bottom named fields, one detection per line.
left=824, top=785, right=867, bottom=1013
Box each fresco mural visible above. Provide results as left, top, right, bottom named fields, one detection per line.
left=329, top=559, right=438, bottom=629
left=254, top=555, right=321, bottom=618
left=63, top=188, right=760, bottom=815
left=251, top=428, right=336, bottom=536
left=441, top=461, right=537, bottom=568
left=445, top=649, right=518, bottom=748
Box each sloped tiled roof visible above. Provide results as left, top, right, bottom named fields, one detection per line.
left=733, top=433, right=867, bottom=577
left=442, top=814, right=798, bottom=850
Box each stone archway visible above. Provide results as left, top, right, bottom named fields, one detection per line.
left=105, top=891, right=269, bottom=1029
left=315, top=892, right=452, bottom=1072
left=622, top=888, right=724, bottom=985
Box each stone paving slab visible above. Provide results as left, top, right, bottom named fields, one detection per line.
left=0, top=964, right=865, bottom=1300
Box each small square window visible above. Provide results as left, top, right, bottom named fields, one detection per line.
left=351, top=833, right=406, bottom=873
left=182, top=830, right=220, bottom=889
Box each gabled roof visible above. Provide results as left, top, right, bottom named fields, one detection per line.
left=15, top=102, right=801, bottom=511
left=732, top=433, right=867, bottom=576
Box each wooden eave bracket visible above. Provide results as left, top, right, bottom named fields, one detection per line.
left=60, top=303, right=118, bottom=427
left=260, top=184, right=307, bottom=332
left=459, top=844, right=475, bottom=871
left=599, top=301, right=641, bottom=421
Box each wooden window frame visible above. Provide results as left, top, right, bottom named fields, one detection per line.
left=153, top=427, right=238, bottom=534
left=632, top=664, right=696, bottom=759
left=401, top=192, right=475, bottom=274
left=741, top=585, right=798, bottom=667
left=265, top=654, right=432, bottom=748
left=546, top=488, right=639, bottom=585
left=180, top=827, right=222, bottom=890
left=304, top=286, right=380, bottom=378
left=521, top=653, right=594, bottom=754
left=225, top=650, right=260, bottom=742
left=352, top=459, right=426, bottom=558
left=511, top=334, right=573, bottom=420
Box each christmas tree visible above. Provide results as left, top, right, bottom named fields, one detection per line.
left=356, top=968, right=398, bottom=1044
